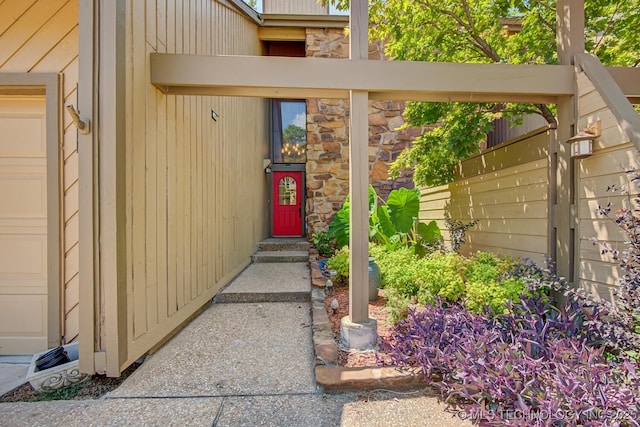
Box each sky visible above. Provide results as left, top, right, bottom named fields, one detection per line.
left=281, top=101, right=306, bottom=129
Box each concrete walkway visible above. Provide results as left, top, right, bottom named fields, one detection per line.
left=0, top=356, right=30, bottom=396
left=0, top=260, right=471, bottom=427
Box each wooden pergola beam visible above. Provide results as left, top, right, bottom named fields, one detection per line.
left=607, top=67, right=640, bottom=99
left=576, top=53, right=640, bottom=150
left=150, top=53, right=574, bottom=104
left=151, top=54, right=640, bottom=103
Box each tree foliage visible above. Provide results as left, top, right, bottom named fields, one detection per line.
left=243, top=0, right=257, bottom=9
left=282, top=124, right=306, bottom=143
left=320, top=0, right=640, bottom=186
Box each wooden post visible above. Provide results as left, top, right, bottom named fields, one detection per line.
left=98, top=0, right=128, bottom=378
left=78, top=0, right=127, bottom=377
left=78, top=0, right=97, bottom=376
left=555, top=0, right=585, bottom=284
left=348, top=89, right=369, bottom=323
left=348, top=0, right=370, bottom=324
left=340, top=0, right=377, bottom=349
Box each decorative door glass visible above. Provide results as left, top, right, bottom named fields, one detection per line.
left=278, top=176, right=297, bottom=205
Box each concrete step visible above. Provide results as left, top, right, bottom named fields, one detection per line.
left=257, top=238, right=310, bottom=252
left=252, top=250, right=309, bottom=263
left=215, top=263, right=311, bottom=304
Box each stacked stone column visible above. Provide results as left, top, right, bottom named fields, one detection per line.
left=304, top=28, right=424, bottom=235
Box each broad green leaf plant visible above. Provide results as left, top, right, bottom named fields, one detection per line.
left=320, top=0, right=640, bottom=186
left=328, top=185, right=442, bottom=255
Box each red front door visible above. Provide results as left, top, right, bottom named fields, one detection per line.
left=273, top=171, right=303, bottom=236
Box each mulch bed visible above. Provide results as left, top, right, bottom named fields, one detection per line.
left=324, top=281, right=394, bottom=367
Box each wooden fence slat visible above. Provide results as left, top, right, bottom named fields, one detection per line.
left=175, top=95, right=184, bottom=310
left=131, top=0, right=148, bottom=338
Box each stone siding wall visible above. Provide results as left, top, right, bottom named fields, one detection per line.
left=304, top=28, right=421, bottom=235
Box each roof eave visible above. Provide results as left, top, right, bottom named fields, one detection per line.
left=227, top=0, right=263, bottom=26
left=261, top=13, right=349, bottom=28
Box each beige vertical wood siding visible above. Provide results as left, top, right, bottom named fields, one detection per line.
left=576, top=71, right=637, bottom=302
left=122, top=0, right=268, bottom=368
left=420, top=131, right=550, bottom=264
left=263, top=0, right=329, bottom=14
left=0, top=0, right=80, bottom=344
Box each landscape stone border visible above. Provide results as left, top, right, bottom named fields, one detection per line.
left=308, top=248, right=426, bottom=392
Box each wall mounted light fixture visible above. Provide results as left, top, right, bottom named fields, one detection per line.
left=65, top=105, right=90, bottom=134
left=566, top=120, right=600, bottom=159
left=263, top=159, right=272, bottom=174
left=211, top=109, right=219, bottom=121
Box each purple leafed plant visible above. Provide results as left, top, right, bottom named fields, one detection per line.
left=592, top=167, right=640, bottom=349
left=381, top=167, right=640, bottom=425
left=382, top=300, right=640, bottom=426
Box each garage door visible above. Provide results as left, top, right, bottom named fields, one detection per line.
left=0, top=97, right=48, bottom=355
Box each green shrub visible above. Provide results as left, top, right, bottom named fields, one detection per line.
left=347, top=245, right=531, bottom=321
left=417, top=253, right=469, bottom=303
left=472, top=251, right=497, bottom=265
left=369, top=244, right=387, bottom=264
left=374, top=249, right=471, bottom=304
left=416, top=285, right=436, bottom=306
left=327, top=246, right=350, bottom=283
left=384, top=287, right=411, bottom=324
left=465, top=277, right=526, bottom=314
left=466, top=261, right=499, bottom=284
left=312, top=231, right=335, bottom=258
left=371, top=246, right=424, bottom=296
left=462, top=252, right=528, bottom=314
left=467, top=252, right=515, bottom=277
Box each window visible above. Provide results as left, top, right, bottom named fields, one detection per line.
left=271, top=99, right=306, bottom=163
left=278, top=176, right=297, bottom=205
left=265, top=41, right=305, bottom=57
